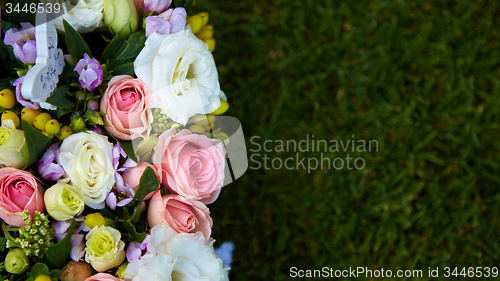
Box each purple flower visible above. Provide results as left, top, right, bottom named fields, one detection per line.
left=144, top=0, right=171, bottom=14
left=106, top=144, right=139, bottom=210
left=145, top=7, right=186, bottom=38
left=126, top=237, right=148, bottom=262
left=3, top=22, right=37, bottom=64
left=13, top=76, right=40, bottom=109
left=38, top=143, right=66, bottom=181
left=74, top=53, right=103, bottom=91
left=52, top=220, right=72, bottom=242
left=70, top=234, right=85, bottom=262
left=215, top=241, right=234, bottom=270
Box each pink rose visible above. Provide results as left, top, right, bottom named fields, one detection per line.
left=148, top=191, right=212, bottom=240
left=0, top=168, right=44, bottom=227
left=101, top=75, right=153, bottom=140
left=152, top=129, right=226, bottom=204
left=121, top=162, right=160, bottom=200
left=85, top=273, right=124, bottom=281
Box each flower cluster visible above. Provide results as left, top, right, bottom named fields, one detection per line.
left=0, top=0, right=232, bottom=280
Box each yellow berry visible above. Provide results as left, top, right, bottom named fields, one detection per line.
left=211, top=100, right=229, bottom=115
left=1, top=110, right=20, bottom=127
left=191, top=114, right=216, bottom=127
left=45, top=119, right=60, bottom=134
left=187, top=13, right=209, bottom=34
left=57, top=126, right=73, bottom=140
left=0, top=89, right=15, bottom=109
left=189, top=124, right=206, bottom=133
left=85, top=213, right=107, bottom=229
left=21, top=108, right=42, bottom=126
left=35, top=275, right=52, bottom=281
left=197, top=25, right=214, bottom=40
left=202, top=38, right=215, bottom=52
left=33, top=113, right=52, bottom=131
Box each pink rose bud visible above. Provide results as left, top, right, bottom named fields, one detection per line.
left=152, top=129, right=226, bottom=204
left=84, top=273, right=124, bottom=281
left=148, top=192, right=213, bottom=240
left=61, top=261, right=93, bottom=281
left=0, top=168, right=44, bottom=227
left=121, top=162, right=160, bottom=200
left=100, top=75, right=153, bottom=140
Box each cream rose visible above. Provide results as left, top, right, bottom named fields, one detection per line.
left=85, top=225, right=126, bottom=272
left=58, top=131, right=115, bottom=209
left=44, top=182, right=85, bottom=221
left=134, top=26, right=226, bottom=124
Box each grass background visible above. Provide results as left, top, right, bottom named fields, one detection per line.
left=194, top=0, right=500, bottom=280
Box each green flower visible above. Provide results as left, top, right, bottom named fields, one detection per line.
left=5, top=248, right=29, bottom=274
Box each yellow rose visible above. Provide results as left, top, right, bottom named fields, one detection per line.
left=44, top=183, right=85, bottom=221
left=0, top=119, right=28, bottom=168
left=85, top=225, right=125, bottom=272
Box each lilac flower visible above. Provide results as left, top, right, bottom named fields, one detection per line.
left=52, top=220, right=72, bottom=242
left=106, top=144, right=139, bottom=210
left=3, top=22, right=37, bottom=64
left=144, top=0, right=171, bottom=14
left=38, top=143, right=65, bottom=181
left=215, top=241, right=234, bottom=270
left=74, top=53, right=103, bottom=91
left=126, top=237, right=148, bottom=262
left=13, top=76, right=40, bottom=109
left=145, top=7, right=186, bottom=38
left=70, top=234, right=85, bottom=262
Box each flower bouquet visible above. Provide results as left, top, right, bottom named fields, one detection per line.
left=0, top=0, right=233, bottom=280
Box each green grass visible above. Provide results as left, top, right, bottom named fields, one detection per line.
left=195, top=0, right=500, bottom=279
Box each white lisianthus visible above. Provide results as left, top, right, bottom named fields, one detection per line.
left=134, top=26, right=226, bottom=124
left=54, top=0, right=105, bottom=34
left=44, top=182, right=85, bottom=221
left=85, top=225, right=126, bottom=272
left=0, top=119, right=28, bottom=169
left=124, top=224, right=229, bottom=281
left=58, top=131, right=115, bottom=209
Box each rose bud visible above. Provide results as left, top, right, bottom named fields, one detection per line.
left=61, top=261, right=93, bottom=281
left=44, top=182, right=85, bottom=221
left=5, top=248, right=29, bottom=274
left=121, top=162, right=160, bottom=200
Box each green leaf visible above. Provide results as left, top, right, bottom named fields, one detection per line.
left=0, top=78, right=15, bottom=91
left=30, top=263, right=50, bottom=279
left=116, top=31, right=146, bottom=60
left=22, top=120, right=53, bottom=169
left=184, top=0, right=193, bottom=8
left=112, top=62, right=135, bottom=76
left=101, top=35, right=127, bottom=69
left=129, top=167, right=159, bottom=207
left=45, top=85, right=75, bottom=109
left=63, top=20, right=92, bottom=60
left=123, top=221, right=147, bottom=242
left=0, top=237, right=6, bottom=252
left=116, top=138, right=138, bottom=163
left=42, top=219, right=77, bottom=269
left=48, top=269, right=61, bottom=280
left=55, top=107, right=74, bottom=119
left=0, top=38, right=22, bottom=70
left=0, top=20, right=19, bottom=33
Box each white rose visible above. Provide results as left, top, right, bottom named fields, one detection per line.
left=134, top=26, right=226, bottom=124
left=124, top=224, right=229, bottom=281
left=85, top=225, right=126, bottom=272
left=58, top=131, right=115, bottom=209
left=44, top=182, right=85, bottom=221
left=54, top=0, right=105, bottom=34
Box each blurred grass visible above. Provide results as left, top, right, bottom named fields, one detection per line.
left=195, top=0, right=500, bottom=280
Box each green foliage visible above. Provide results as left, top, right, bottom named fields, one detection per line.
left=21, top=120, right=53, bottom=169
left=41, top=219, right=77, bottom=270
left=115, top=138, right=138, bottom=163
left=63, top=20, right=92, bottom=60
left=129, top=167, right=159, bottom=207
left=197, top=0, right=500, bottom=280
left=45, top=85, right=75, bottom=109
left=117, top=31, right=146, bottom=60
